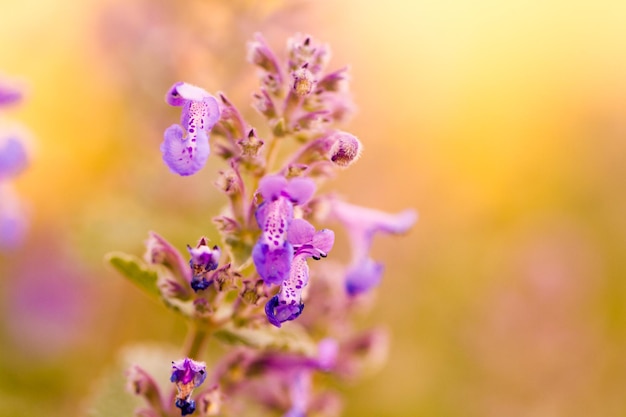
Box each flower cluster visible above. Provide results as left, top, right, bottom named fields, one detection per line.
left=111, top=33, right=416, bottom=417
left=0, top=76, right=30, bottom=250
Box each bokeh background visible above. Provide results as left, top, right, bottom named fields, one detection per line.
left=2, top=0, right=626, bottom=416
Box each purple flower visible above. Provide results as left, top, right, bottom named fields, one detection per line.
left=0, top=135, right=29, bottom=180
left=162, top=82, right=220, bottom=176
left=0, top=135, right=29, bottom=250
left=266, top=219, right=334, bottom=327
left=171, top=358, right=207, bottom=416
left=187, top=237, right=221, bottom=292
left=0, top=79, right=22, bottom=107
left=252, top=175, right=315, bottom=285
left=0, top=184, right=27, bottom=250
left=330, top=199, right=417, bottom=295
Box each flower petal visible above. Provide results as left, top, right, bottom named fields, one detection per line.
left=161, top=124, right=210, bottom=176
left=345, top=258, right=384, bottom=296
left=0, top=136, right=28, bottom=179
left=252, top=241, right=293, bottom=285
left=287, top=218, right=315, bottom=246
left=284, top=177, right=315, bottom=205
left=258, top=174, right=288, bottom=201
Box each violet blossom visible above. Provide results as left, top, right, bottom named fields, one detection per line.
left=330, top=199, right=417, bottom=295
left=266, top=218, right=335, bottom=327
left=171, top=358, right=207, bottom=416
left=252, top=175, right=315, bottom=286
left=162, top=82, right=221, bottom=176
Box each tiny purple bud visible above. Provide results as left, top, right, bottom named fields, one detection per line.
left=292, top=66, right=315, bottom=97
left=187, top=237, right=220, bottom=292
left=247, top=33, right=283, bottom=82
left=126, top=365, right=164, bottom=412
left=326, top=131, right=362, bottom=168
left=252, top=88, right=277, bottom=119
left=238, top=128, right=264, bottom=157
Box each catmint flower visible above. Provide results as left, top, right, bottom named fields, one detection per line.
left=162, top=82, right=220, bottom=176
left=252, top=175, right=315, bottom=285
left=187, top=237, right=220, bottom=292
left=0, top=135, right=29, bottom=180
left=266, top=219, right=334, bottom=327
left=171, top=358, right=207, bottom=416
left=330, top=199, right=417, bottom=295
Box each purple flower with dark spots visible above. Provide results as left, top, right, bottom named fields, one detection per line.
left=171, top=358, right=207, bottom=416
left=330, top=199, right=417, bottom=295
left=266, top=219, right=334, bottom=327
left=252, top=175, right=315, bottom=285
left=162, top=82, right=220, bottom=176
left=187, top=237, right=220, bottom=292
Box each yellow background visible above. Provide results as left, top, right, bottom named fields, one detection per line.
left=1, top=0, right=626, bottom=416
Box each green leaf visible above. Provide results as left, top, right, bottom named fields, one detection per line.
left=215, top=323, right=317, bottom=356
left=105, top=252, right=160, bottom=298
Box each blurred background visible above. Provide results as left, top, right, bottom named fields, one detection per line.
left=2, top=0, right=626, bottom=416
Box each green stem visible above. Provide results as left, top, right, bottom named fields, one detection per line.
left=183, top=323, right=210, bottom=359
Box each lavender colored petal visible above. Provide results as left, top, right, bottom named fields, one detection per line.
left=284, top=177, right=315, bottom=205
left=165, top=81, right=186, bottom=106
left=345, top=258, right=384, bottom=296
left=0, top=136, right=28, bottom=179
left=255, top=201, right=270, bottom=228
left=258, top=174, right=288, bottom=201
left=161, top=124, right=210, bottom=176
left=175, top=82, right=210, bottom=101
left=287, top=218, right=315, bottom=245
left=317, top=338, right=339, bottom=371
left=311, top=229, right=334, bottom=255
left=265, top=295, right=304, bottom=328
left=171, top=358, right=206, bottom=386
left=202, top=95, right=221, bottom=129
left=252, top=241, right=293, bottom=285
left=333, top=200, right=417, bottom=235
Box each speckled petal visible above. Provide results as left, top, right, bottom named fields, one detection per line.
left=252, top=240, right=293, bottom=285
left=161, top=124, right=210, bottom=176
left=287, top=218, right=315, bottom=246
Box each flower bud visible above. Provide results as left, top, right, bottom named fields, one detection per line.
left=327, top=131, right=362, bottom=168
left=237, top=128, right=264, bottom=157
left=126, top=365, right=164, bottom=412
left=291, top=65, right=315, bottom=97
left=247, top=33, right=282, bottom=79
left=196, top=385, right=222, bottom=416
